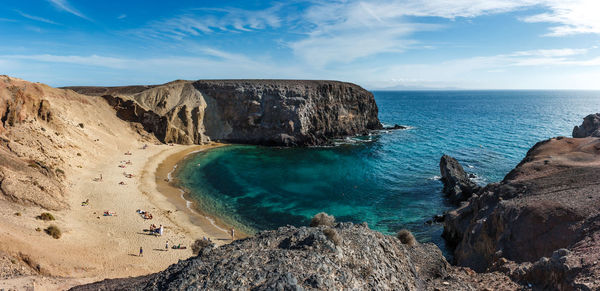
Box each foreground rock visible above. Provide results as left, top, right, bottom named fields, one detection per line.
left=444, top=136, right=600, bottom=289
left=66, top=80, right=382, bottom=146
left=439, top=155, right=480, bottom=204
left=572, top=113, right=600, bottom=138
left=72, top=224, right=518, bottom=290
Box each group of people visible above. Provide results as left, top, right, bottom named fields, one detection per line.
left=137, top=209, right=153, bottom=220
left=149, top=224, right=164, bottom=236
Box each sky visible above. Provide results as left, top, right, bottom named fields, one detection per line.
left=1, top=0, right=600, bottom=89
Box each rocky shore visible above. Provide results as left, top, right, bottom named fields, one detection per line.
left=440, top=115, right=600, bottom=289
left=66, top=80, right=382, bottom=146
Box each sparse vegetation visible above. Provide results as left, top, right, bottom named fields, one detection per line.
left=35, top=227, right=41, bottom=232
left=323, top=228, right=341, bottom=246
left=14, top=212, right=21, bottom=216
left=77, top=152, right=81, bottom=156
left=44, top=225, right=61, bottom=239
left=191, top=239, right=213, bottom=255
left=37, top=212, right=55, bottom=221
left=78, top=123, right=84, bottom=128
left=55, top=168, right=65, bottom=176
left=396, top=229, right=416, bottom=246
left=309, top=212, right=335, bottom=227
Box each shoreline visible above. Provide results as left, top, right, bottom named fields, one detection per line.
left=152, top=143, right=249, bottom=240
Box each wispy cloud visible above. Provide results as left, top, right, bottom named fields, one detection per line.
left=47, top=0, right=91, bottom=21
left=117, top=14, right=127, bottom=20
left=522, top=0, right=600, bottom=36
left=16, top=10, right=58, bottom=25
left=130, top=6, right=282, bottom=40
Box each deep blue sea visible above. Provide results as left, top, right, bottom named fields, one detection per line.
left=176, top=90, right=600, bottom=253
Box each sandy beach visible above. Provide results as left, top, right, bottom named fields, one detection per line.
left=0, top=141, right=236, bottom=290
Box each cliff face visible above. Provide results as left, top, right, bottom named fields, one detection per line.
left=72, top=223, right=517, bottom=290
left=66, top=80, right=382, bottom=146
left=443, top=136, right=600, bottom=289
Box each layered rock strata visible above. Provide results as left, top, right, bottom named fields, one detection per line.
left=67, top=80, right=382, bottom=146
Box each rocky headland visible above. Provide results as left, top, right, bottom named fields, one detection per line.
left=441, top=115, right=600, bottom=290
left=66, top=80, right=382, bottom=146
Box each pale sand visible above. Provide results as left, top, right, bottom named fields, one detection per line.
left=0, top=79, right=243, bottom=290
left=0, top=143, right=236, bottom=290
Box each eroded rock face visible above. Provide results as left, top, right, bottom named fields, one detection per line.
left=71, top=223, right=518, bottom=290
left=439, top=155, right=480, bottom=204
left=67, top=80, right=382, bottom=146
left=573, top=113, right=600, bottom=138
left=443, top=136, right=600, bottom=289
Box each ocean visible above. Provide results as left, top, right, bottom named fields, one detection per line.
left=175, top=90, right=600, bottom=253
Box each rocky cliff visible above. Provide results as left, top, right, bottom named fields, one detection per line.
left=66, top=80, right=382, bottom=146
left=72, top=223, right=517, bottom=290
left=443, top=136, right=600, bottom=289
left=573, top=113, right=600, bottom=138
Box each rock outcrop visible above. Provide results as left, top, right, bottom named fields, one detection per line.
left=72, top=223, right=518, bottom=290
left=439, top=155, right=480, bottom=204
left=573, top=113, right=600, bottom=138
left=66, top=80, right=382, bottom=146
left=443, top=136, right=600, bottom=289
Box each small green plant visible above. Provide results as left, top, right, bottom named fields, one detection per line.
left=37, top=212, right=55, bottom=221
left=310, top=212, right=335, bottom=227
left=44, top=225, right=61, bottom=239
left=323, top=228, right=341, bottom=246
left=397, top=229, right=416, bottom=246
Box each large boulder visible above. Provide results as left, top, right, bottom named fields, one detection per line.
left=443, top=136, right=600, bottom=289
left=572, top=113, right=600, bottom=138
left=66, top=80, right=383, bottom=146
left=439, top=155, right=480, bottom=204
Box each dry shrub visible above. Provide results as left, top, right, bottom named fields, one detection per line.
left=191, top=239, right=213, bottom=255
left=37, top=212, right=55, bottom=221
left=397, top=229, right=416, bottom=246
left=45, top=225, right=61, bottom=239
left=310, top=212, right=335, bottom=227
left=323, top=228, right=341, bottom=246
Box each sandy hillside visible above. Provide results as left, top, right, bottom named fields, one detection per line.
left=0, top=76, right=231, bottom=290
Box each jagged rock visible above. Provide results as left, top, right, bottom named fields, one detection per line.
left=71, top=224, right=519, bottom=290
left=383, top=124, right=407, bottom=130
left=439, top=155, right=480, bottom=204
left=573, top=113, right=600, bottom=138
left=443, top=136, right=600, bottom=289
left=66, top=80, right=382, bottom=146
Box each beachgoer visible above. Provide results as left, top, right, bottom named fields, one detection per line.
left=230, top=227, right=235, bottom=241
left=159, top=225, right=163, bottom=236
left=165, top=241, right=169, bottom=251
left=139, top=246, right=143, bottom=257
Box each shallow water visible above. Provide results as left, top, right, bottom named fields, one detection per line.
left=176, top=90, right=600, bottom=254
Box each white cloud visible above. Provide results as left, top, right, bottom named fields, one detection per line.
left=131, top=6, right=282, bottom=40
left=117, top=14, right=127, bottom=20
left=16, top=10, right=58, bottom=25
left=47, top=0, right=91, bottom=21
left=522, top=0, right=600, bottom=36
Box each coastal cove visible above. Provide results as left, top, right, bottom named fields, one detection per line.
left=173, top=90, right=600, bottom=254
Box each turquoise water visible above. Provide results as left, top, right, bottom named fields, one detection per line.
left=176, top=90, right=600, bottom=252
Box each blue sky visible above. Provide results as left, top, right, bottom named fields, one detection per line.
left=1, top=0, right=599, bottom=89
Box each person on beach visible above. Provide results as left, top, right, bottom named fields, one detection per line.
left=230, top=227, right=235, bottom=241
left=139, top=246, right=143, bottom=257
left=165, top=241, right=169, bottom=251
